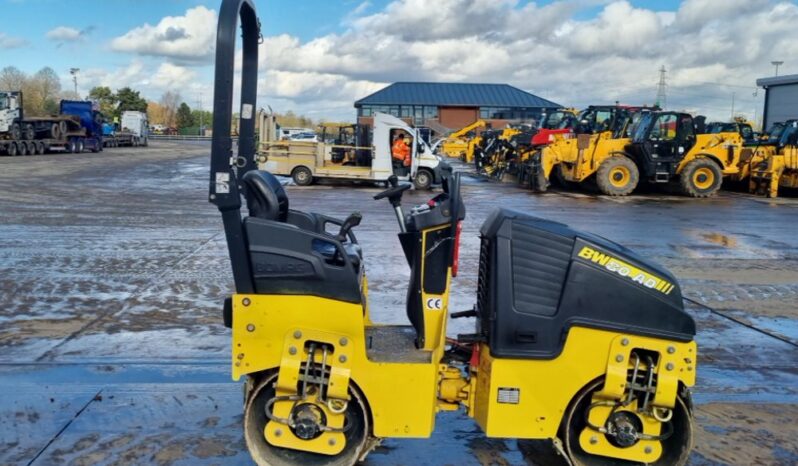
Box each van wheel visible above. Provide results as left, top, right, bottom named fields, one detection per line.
left=596, top=156, right=639, bottom=196
left=414, top=168, right=433, bottom=190
left=292, top=166, right=313, bottom=186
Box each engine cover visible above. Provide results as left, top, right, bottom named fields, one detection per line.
left=476, top=208, right=695, bottom=359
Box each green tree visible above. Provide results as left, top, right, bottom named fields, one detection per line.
left=27, top=67, right=61, bottom=116
left=176, top=102, right=194, bottom=129
left=190, top=109, right=212, bottom=128
left=115, top=87, right=148, bottom=118
left=88, top=86, right=118, bottom=117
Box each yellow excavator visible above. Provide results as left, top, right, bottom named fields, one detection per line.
left=439, top=119, right=487, bottom=159
left=209, top=2, right=698, bottom=465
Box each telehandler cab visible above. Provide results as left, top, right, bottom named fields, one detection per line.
left=209, top=2, right=698, bottom=465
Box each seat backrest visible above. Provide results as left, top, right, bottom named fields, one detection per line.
left=242, top=170, right=288, bottom=221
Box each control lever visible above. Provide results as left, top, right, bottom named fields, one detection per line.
left=336, top=212, right=362, bottom=242
left=451, top=309, right=477, bottom=319
left=373, top=175, right=411, bottom=233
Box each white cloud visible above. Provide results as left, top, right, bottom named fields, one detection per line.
left=89, top=0, right=796, bottom=122
left=79, top=61, right=203, bottom=101
left=0, top=32, right=28, bottom=49
left=110, top=6, right=217, bottom=63
left=46, top=26, right=83, bottom=42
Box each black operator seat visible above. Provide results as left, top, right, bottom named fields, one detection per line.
left=241, top=170, right=362, bottom=269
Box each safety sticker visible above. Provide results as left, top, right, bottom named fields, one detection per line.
left=497, top=387, right=520, bottom=404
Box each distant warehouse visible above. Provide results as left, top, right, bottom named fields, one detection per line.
left=354, top=82, right=561, bottom=134
left=757, top=74, right=798, bottom=129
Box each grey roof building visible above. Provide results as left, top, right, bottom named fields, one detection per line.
left=757, top=74, right=798, bottom=128
left=355, top=82, right=561, bottom=130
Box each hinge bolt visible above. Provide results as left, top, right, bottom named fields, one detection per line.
left=645, top=446, right=653, bottom=454
left=328, top=438, right=336, bottom=446
left=615, top=354, right=624, bottom=362
left=621, top=338, right=629, bottom=346
left=339, top=355, right=347, bottom=363
left=274, top=429, right=282, bottom=437
left=667, top=346, right=676, bottom=354
left=289, top=346, right=297, bottom=355
left=242, top=298, right=251, bottom=306
left=339, top=337, right=348, bottom=346
left=294, top=330, right=302, bottom=339
left=666, top=363, right=674, bottom=371
left=590, top=436, right=598, bottom=444
left=246, top=324, right=255, bottom=332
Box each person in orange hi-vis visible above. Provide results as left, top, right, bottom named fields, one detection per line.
left=391, top=134, right=411, bottom=167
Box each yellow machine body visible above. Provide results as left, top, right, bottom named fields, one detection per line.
left=538, top=132, right=631, bottom=183
left=440, top=120, right=486, bottom=159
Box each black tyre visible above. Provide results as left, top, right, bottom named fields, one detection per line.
left=68, top=140, right=77, bottom=153
left=8, top=142, right=18, bottom=156
left=27, top=141, right=37, bottom=155
left=596, top=156, right=639, bottom=196
left=10, top=123, right=21, bottom=141
left=58, top=121, right=68, bottom=136
left=23, top=124, right=35, bottom=141
left=18, top=141, right=27, bottom=156
left=679, top=158, right=722, bottom=198
left=77, top=139, right=85, bottom=153
left=38, top=142, right=47, bottom=154
left=292, top=166, right=313, bottom=186
left=244, top=373, right=370, bottom=466
left=413, top=168, right=433, bottom=190
left=50, top=123, right=61, bottom=140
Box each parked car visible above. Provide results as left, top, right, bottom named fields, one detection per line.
left=289, top=131, right=318, bottom=142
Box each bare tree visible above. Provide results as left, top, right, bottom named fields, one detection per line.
left=0, top=66, right=27, bottom=91
left=159, top=91, right=181, bottom=128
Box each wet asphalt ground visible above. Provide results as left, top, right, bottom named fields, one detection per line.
left=0, top=141, right=796, bottom=466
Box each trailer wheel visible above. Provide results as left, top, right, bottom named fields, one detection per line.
left=23, top=124, right=35, bottom=140
left=67, top=140, right=77, bottom=153
left=292, top=166, right=313, bottom=186
left=27, top=141, right=37, bottom=155
left=18, top=141, right=27, bottom=156
left=38, top=142, right=47, bottom=154
left=58, top=121, right=68, bottom=136
left=679, top=158, right=722, bottom=198
left=10, top=123, right=21, bottom=141
left=50, top=123, right=61, bottom=140
left=596, top=156, right=639, bottom=196
left=77, top=139, right=85, bottom=153
left=413, top=168, right=433, bottom=190
left=7, top=142, right=18, bottom=156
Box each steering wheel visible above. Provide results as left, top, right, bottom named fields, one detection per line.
left=374, top=175, right=411, bottom=201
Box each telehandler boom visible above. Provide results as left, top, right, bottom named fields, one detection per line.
left=208, top=2, right=698, bottom=465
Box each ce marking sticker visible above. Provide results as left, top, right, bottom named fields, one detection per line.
left=425, top=298, right=442, bottom=310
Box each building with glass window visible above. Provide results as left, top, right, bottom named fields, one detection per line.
left=757, top=74, right=798, bottom=130
left=354, top=82, right=561, bottom=133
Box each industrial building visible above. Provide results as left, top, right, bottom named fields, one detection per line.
left=354, top=82, right=560, bottom=133
left=757, top=74, right=798, bottom=129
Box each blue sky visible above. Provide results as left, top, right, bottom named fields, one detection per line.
left=1, top=0, right=793, bottom=122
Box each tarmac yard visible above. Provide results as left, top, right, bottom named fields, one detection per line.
left=1, top=142, right=797, bottom=466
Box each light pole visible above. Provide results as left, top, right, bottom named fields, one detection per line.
left=771, top=61, right=784, bottom=76
left=69, top=68, right=80, bottom=96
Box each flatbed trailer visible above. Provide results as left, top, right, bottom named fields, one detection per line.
left=0, top=129, right=100, bottom=155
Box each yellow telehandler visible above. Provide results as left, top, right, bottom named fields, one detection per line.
left=439, top=119, right=487, bottom=159
left=209, top=2, right=698, bottom=465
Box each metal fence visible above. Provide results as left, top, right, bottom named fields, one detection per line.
left=149, top=134, right=238, bottom=142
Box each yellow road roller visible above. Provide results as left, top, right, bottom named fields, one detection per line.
left=209, top=1, right=698, bottom=464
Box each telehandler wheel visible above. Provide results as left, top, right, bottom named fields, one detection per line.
left=679, top=158, right=722, bottom=198
left=561, top=378, right=693, bottom=466
left=244, top=373, right=370, bottom=466
left=596, top=156, right=638, bottom=196
left=292, top=166, right=314, bottom=186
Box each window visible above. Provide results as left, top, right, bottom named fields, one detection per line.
left=401, top=106, right=412, bottom=118
left=360, top=106, right=372, bottom=117
left=650, top=114, right=678, bottom=141
left=0, top=95, right=7, bottom=110
left=424, top=106, right=438, bottom=120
